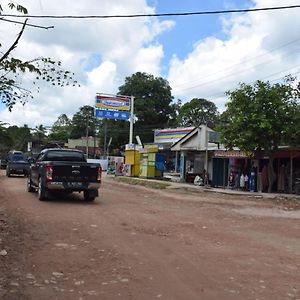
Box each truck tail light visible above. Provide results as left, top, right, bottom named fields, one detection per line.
left=46, top=164, right=53, bottom=180
left=96, top=165, right=102, bottom=181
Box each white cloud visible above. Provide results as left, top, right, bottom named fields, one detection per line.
left=1, top=0, right=300, bottom=126
left=0, top=0, right=174, bottom=127
left=168, top=0, right=300, bottom=111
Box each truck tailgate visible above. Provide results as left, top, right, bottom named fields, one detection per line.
left=52, top=164, right=99, bottom=182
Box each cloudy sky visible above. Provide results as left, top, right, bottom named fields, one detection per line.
left=0, top=0, right=300, bottom=128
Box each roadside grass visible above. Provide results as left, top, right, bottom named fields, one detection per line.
left=113, top=176, right=171, bottom=189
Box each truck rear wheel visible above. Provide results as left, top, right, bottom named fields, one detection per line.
left=38, top=177, right=47, bottom=201
left=84, top=190, right=95, bottom=202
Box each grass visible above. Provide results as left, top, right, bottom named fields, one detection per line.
left=113, top=176, right=171, bottom=189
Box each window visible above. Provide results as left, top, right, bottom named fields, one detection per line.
left=45, top=150, right=86, bottom=162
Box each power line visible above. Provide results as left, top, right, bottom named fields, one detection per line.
left=173, top=37, right=300, bottom=89
left=1, top=4, right=300, bottom=19
left=174, top=48, right=300, bottom=93
left=198, top=68, right=300, bottom=102
left=0, top=17, right=54, bottom=29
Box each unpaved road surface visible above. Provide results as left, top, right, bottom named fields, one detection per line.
left=0, top=171, right=299, bottom=300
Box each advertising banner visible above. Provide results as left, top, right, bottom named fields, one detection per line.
left=154, top=127, right=194, bottom=144
left=95, top=109, right=130, bottom=120
left=95, top=95, right=130, bottom=111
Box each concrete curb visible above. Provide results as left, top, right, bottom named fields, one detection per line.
left=105, top=173, right=300, bottom=201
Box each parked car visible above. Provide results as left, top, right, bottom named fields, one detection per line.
left=6, top=151, right=30, bottom=177
left=27, top=148, right=102, bottom=201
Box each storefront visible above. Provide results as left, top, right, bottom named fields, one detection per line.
left=171, top=126, right=221, bottom=183
left=212, top=148, right=300, bottom=194
left=212, top=150, right=252, bottom=189
left=154, top=127, right=194, bottom=172
left=255, top=148, right=300, bottom=194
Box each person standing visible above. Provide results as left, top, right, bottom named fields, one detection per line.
left=240, top=173, right=245, bottom=190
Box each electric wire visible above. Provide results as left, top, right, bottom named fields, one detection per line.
left=1, top=4, right=300, bottom=19
left=197, top=68, right=300, bottom=103
left=172, top=37, right=300, bottom=89
left=0, top=17, right=54, bottom=29
left=173, top=48, right=300, bottom=93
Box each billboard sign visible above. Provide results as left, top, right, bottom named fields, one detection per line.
left=95, top=109, right=130, bottom=120
left=95, top=95, right=130, bottom=111
left=154, top=127, right=194, bottom=144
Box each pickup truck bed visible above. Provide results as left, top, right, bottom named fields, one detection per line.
left=27, top=148, right=102, bottom=201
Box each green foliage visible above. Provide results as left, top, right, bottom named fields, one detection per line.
left=97, top=119, right=129, bottom=155
left=0, top=2, right=80, bottom=111
left=219, top=78, right=300, bottom=152
left=70, top=105, right=99, bottom=139
left=0, top=57, right=79, bottom=111
left=0, top=1, right=28, bottom=14
left=0, top=124, right=31, bottom=153
left=118, top=72, right=175, bottom=143
left=31, top=124, right=47, bottom=145
left=0, top=122, right=13, bottom=155
left=48, top=114, right=72, bottom=142
left=177, top=98, right=220, bottom=128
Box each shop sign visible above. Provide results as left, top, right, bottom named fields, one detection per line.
left=214, top=150, right=250, bottom=158
left=208, top=131, right=220, bottom=143
left=154, top=127, right=194, bottom=144
left=95, top=95, right=130, bottom=111
left=95, top=109, right=130, bottom=120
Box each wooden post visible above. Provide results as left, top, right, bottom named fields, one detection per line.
left=290, top=154, right=293, bottom=193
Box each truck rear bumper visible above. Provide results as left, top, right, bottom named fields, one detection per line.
left=46, top=181, right=101, bottom=190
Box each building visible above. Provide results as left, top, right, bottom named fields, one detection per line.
left=66, top=137, right=100, bottom=158
left=153, top=127, right=194, bottom=172
left=171, top=125, right=221, bottom=182
left=170, top=126, right=300, bottom=194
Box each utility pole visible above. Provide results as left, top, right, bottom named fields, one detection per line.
left=205, top=124, right=208, bottom=172
left=129, top=95, right=134, bottom=144
left=86, top=118, right=89, bottom=157
left=103, top=121, right=107, bottom=157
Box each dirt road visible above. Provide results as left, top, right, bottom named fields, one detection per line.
left=0, top=171, right=299, bottom=300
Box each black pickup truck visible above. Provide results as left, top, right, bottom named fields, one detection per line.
left=27, top=148, right=102, bottom=201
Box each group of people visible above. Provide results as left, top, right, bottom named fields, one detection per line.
left=228, top=169, right=257, bottom=192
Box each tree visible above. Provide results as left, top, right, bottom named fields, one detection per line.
left=0, top=2, right=27, bottom=14
left=118, top=72, right=175, bottom=143
left=177, top=98, right=220, bottom=128
left=0, top=123, right=33, bottom=156
left=219, top=77, right=300, bottom=192
left=70, top=106, right=98, bottom=139
left=48, top=114, right=72, bottom=142
left=0, top=122, right=13, bottom=155
left=97, top=119, right=129, bottom=156
left=0, top=2, right=79, bottom=111
left=31, top=124, right=47, bottom=147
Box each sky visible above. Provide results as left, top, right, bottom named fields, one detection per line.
left=0, top=0, right=300, bottom=129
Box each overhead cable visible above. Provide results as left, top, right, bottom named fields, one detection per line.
left=173, top=37, right=300, bottom=89
left=1, top=4, right=300, bottom=19
left=0, top=17, right=54, bottom=29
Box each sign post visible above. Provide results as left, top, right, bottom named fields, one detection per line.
left=129, top=95, right=134, bottom=144
left=95, top=93, right=134, bottom=146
